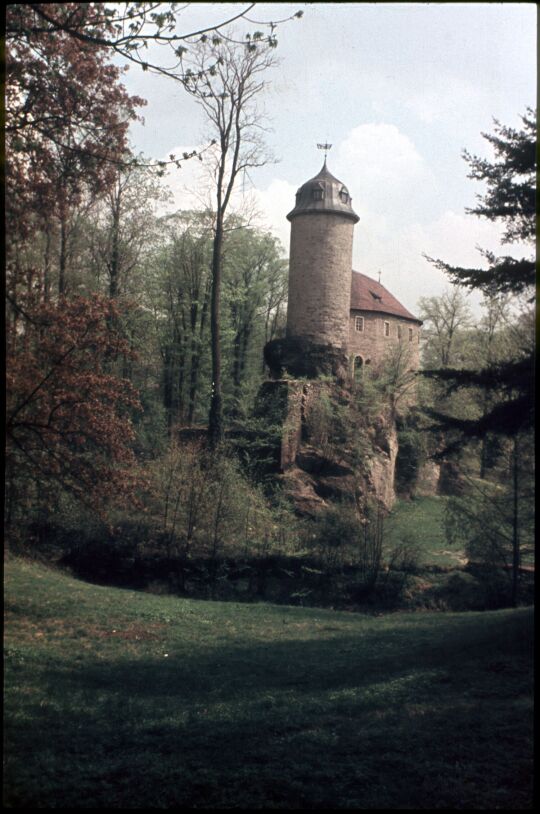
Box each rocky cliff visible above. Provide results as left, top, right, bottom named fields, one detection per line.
left=253, top=378, right=400, bottom=518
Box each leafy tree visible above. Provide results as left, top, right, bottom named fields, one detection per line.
left=179, top=33, right=278, bottom=446
left=223, top=226, right=287, bottom=416
left=423, top=109, right=535, bottom=440
left=5, top=295, right=145, bottom=525
left=422, top=110, right=535, bottom=606
left=418, top=288, right=473, bottom=369
left=6, top=4, right=303, bottom=182
left=445, top=431, right=534, bottom=606
left=5, top=4, right=146, bottom=241
left=148, top=211, right=214, bottom=430
left=87, top=160, right=167, bottom=300
left=7, top=4, right=303, bottom=82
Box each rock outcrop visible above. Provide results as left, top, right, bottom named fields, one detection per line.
left=264, top=336, right=349, bottom=382
left=253, top=377, right=399, bottom=517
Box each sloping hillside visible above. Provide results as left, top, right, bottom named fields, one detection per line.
left=4, top=557, right=533, bottom=809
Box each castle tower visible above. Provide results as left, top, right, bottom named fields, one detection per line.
left=286, top=161, right=359, bottom=351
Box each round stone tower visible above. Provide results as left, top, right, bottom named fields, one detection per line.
left=286, top=161, right=359, bottom=350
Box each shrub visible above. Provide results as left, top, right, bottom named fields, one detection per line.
left=146, top=440, right=301, bottom=561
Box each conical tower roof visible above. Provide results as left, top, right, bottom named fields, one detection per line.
left=287, top=161, right=359, bottom=222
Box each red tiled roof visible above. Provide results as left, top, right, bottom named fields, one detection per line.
left=350, top=271, right=422, bottom=324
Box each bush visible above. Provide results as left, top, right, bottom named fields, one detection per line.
left=306, top=505, right=360, bottom=570
left=146, top=440, right=301, bottom=562
left=306, top=502, right=386, bottom=600
left=395, top=416, right=429, bottom=495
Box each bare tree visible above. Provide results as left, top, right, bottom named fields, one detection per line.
left=418, top=287, right=473, bottom=369
left=180, top=34, right=278, bottom=446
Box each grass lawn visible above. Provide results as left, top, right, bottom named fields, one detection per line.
left=385, top=496, right=466, bottom=568
left=4, top=556, right=533, bottom=809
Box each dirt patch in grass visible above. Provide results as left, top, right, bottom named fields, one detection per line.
left=93, top=623, right=167, bottom=641
left=4, top=612, right=167, bottom=643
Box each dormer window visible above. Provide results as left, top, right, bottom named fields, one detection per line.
left=312, top=182, right=324, bottom=201
left=339, top=187, right=349, bottom=204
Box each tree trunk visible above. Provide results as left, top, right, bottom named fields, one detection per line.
left=187, top=290, right=209, bottom=426
left=109, top=196, right=121, bottom=299
left=511, top=435, right=520, bottom=607
left=58, top=214, right=68, bottom=296
left=163, top=345, right=174, bottom=434
left=43, top=224, right=52, bottom=303
left=232, top=324, right=251, bottom=415
left=208, top=220, right=224, bottom=447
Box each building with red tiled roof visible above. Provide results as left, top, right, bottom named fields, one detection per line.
left=350, top=271, right=422, bottom=323
left=349, top=271, right=422, bottom=377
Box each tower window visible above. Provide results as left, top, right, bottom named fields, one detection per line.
left=409, top=328, right=413, bottom=342
left=355, top=316, right=364, bottom=332
left=312, top=183, right=324, bottom=201
left=339, top=187, right=349, bottom=204
left=384, top=321, right=390, bottom=337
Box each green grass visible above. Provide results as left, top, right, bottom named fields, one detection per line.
left=385, top=496, right=464, bottom=568
left=4, top=556, right=533, bottom=809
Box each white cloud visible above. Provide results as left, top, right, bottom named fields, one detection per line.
left=333, top=123, right=431, bottom=220
left=360, top=210, right=528, bottom=316
left=252, top=179, right=297, bottom=253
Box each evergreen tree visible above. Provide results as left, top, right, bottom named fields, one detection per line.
left=422, top=109, right=535, bottom=441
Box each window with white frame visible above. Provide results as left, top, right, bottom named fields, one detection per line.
left=355, top=316, right=364, bottom=332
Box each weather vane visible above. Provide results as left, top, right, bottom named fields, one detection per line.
left=317, top=142, right=332, bottom=160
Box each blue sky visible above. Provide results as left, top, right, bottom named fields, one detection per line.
left=118, top=2, right=536, bottom=315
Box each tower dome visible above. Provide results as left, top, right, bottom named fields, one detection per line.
left=287, top=161, right=359, bottom=223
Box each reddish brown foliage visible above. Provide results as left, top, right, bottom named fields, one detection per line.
left=6, top=295, right=146, bottom=515
left=6, top=3, right=146, bottom=240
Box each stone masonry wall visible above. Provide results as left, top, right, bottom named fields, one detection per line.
left=287, top=213, right=354, bottom=349
left=348, top=311, right=421, bottom=370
